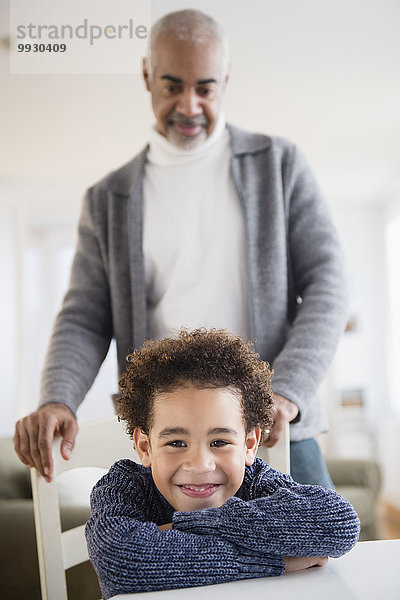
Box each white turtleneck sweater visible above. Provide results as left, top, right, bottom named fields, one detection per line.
left=143, top=115, right=250, bottom=341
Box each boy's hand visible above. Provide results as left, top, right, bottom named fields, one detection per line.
left=262, top=393, right=299, bottom=448
left=14, top=403, right=78, bottom=483
left=283, top=556, right=328, bottom=572
left=158, top=523, right=172, bottom=530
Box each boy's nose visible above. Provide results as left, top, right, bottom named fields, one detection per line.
left=175, top=88, right=203, bottom=117
left=183, top=447, right=216, bottom=473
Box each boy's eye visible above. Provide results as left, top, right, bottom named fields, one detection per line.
left=210, top=439, right=229, bottom=448
left=167, top=440, right=187, bottom=448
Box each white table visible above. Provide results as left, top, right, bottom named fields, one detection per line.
left=111, top=539, right=400, bottom=600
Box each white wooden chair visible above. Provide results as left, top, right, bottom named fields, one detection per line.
left=257, top=422, right=291, bottom=474
left=31, top=417, right=290, bottom=600
left=30, top=416, right=137, bottom=600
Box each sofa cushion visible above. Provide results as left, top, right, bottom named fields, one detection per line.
left=335, top=485, right=376, bottom=526
left=0, top=438, right=31, bottom=499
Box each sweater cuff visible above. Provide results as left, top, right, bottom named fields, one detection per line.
left=172, top=505, right=221, bottom=535
left=173, top=497, right=250, bottom=536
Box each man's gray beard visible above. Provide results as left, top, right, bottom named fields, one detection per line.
left=166, top=125, right=208, bottom=151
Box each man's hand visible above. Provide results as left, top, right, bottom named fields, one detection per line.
left=263, top=393, right=299, bottom=448
left=284, top=556, right=328, bottom=572
left=14, top=403, right=78, bottom=483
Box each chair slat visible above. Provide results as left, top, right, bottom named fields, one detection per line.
left=62, top=525, right=90, bottom=570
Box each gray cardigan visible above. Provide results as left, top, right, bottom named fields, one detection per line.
left=40, top=124, right=347, bottom=441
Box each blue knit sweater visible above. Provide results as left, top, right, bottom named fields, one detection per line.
left=85, top=457, right=360, bottom=599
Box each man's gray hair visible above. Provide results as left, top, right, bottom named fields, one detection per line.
left=145, top=9, right=230, bottom=80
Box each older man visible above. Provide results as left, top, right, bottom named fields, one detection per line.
left=14, top=10, right=347, bottom=487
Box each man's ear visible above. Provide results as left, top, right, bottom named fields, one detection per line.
left=245, top=426, right=261, bottom=466
left=133, top=427, right=152, bottom=467
left=142, top=57, right=151, bottom=91
left=223, top=64, right=231, bottom=89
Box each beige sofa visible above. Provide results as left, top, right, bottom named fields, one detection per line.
left=0, top=436, right=381, bottom=600
left=327, top=457, right=382, bottom=541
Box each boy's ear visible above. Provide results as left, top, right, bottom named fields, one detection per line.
left=133, top=428, right=152, bottom=468
left=245, top=426, right=261, bottom=466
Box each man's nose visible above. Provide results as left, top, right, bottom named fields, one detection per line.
left=183, top=447, right=215, bottom=473
left=175, top=88, right=203, bottom=117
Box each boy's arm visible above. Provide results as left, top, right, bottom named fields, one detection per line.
left=85, top=462, right=285, bottom=599
left=173, top=467, right=360, bottom=559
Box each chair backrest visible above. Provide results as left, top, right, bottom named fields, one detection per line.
left=31, top=417, right=290, bottom=600
left=256, top=422, right=291, bottom=474
left=30, top=416, right=138, bottom=600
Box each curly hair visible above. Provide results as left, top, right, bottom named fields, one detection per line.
left=118, top=328, right=274, bottom=437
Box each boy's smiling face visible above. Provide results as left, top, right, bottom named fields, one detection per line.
left=134, top=385, right=260, bottom=512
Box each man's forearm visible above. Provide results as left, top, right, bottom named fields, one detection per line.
left=40, top=190, right=113, bottom=412
left=40, top=319, right=111, bottom=412
left=272, top=144, right=348, bottom=412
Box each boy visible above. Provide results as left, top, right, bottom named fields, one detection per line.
left=85, top=329, right=360, bottom=599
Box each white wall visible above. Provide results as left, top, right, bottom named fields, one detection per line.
left=385, top=192, right=400, bottom=415
left=332, top=204, right=389, bottom=420
left=0, top=181, right=118, bottom=436
left=0, top=202, right=18, bottom=433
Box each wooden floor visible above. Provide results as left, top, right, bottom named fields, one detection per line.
left=377, top=500, right=400, bottom=539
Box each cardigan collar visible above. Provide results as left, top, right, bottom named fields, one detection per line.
left=104, top=122, right=272, bottom=195
left=227, top=122, right=272, bottom=156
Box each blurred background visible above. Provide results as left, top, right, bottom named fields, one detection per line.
left=1, top=0, right=399, bottom=538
